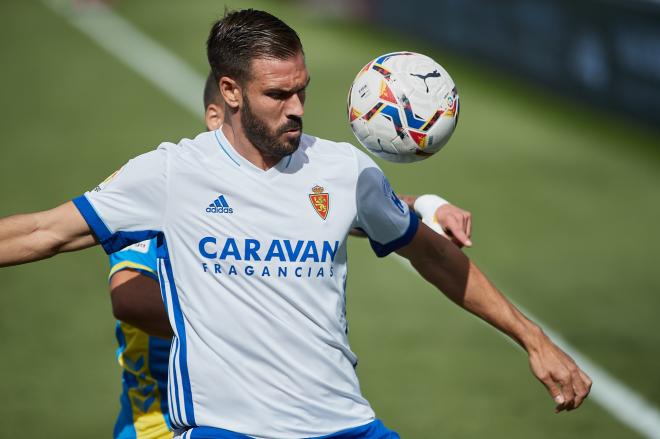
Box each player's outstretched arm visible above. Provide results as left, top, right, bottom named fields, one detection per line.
left=396, top=223, right=592, bottom=413
left=110, top=269, right=174, bottom=338
left=0, top=201, right=97, bottom=267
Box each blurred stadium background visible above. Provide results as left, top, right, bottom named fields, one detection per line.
left=1, top=0, right=659, bottom=438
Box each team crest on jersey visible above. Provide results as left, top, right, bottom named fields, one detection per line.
left=309, top=185, right=329, bottom=220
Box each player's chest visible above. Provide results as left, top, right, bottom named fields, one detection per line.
left=166, top=165, right=356, bottom=240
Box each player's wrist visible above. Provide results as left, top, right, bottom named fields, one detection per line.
left=517, top=321, right=547, bottom=354
left=413, top=194, right=448, bottom=219
left=413, top=194, right=449, bottom=236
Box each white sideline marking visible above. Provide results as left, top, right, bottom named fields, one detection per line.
left=42, top=0, right=205, bottom=119
left=42, top=1, right=660, bottom=437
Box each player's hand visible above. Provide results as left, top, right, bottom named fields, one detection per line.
left=435, top=204, right=472, bottom=248
left=527, top=335, right=592, bottom=413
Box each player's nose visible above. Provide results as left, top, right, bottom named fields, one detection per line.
left=285, top=92, right=305, bottom=119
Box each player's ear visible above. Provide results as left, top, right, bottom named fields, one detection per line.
left=205, top=104, right=224, bottom=131
left=219, top=76, right=241, bottom=109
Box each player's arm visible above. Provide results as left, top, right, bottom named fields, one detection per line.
left=110, top=269, right=173, bottom=339
left=396, top=223, right=592, bottom=413
left=0, top=201, right=97, bottom=267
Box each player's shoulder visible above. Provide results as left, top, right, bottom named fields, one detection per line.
left=302, top=134, right=379, bottom=171
left=301, top=133, right=364, bottom=162
left=140, top=131, right=220, bottom=173
left=154, top=130, right=216, bottom=157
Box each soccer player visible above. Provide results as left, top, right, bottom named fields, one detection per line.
left=108, top=72, right=474, bottom=439
left=0, top=9, right=591, bottom=439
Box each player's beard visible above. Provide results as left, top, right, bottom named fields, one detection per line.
left=241, top=94, right=303, bottom=161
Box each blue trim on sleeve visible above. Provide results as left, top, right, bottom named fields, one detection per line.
left=368, top=210, right=419, bottom=257
left=73, top=195, right=112, bottom=243
left=73, top=194, right=161, bottom=255
left=73, top=195, right=161, bottom=254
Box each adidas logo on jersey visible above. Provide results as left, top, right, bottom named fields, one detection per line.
left=206, top=195, right=233, bottom=214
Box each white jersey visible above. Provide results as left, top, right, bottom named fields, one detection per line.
left=74, top=129, right=418, bottom=438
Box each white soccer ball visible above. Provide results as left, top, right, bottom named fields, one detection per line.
left=347, top=51, right=459, bottom=163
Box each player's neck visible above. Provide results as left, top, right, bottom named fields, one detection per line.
left=221, top=123, right=280, bottom=170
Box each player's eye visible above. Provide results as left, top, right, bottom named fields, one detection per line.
left=267, top=91, right=290, bottom=100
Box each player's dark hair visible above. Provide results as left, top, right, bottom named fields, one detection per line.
left=206, top=9, right=304, bottom=85
left=203, top=71, right=222, bottom=109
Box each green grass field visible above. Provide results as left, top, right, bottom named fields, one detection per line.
left=1, top=1, right=659, bottom=438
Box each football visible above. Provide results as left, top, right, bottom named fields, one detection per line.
left=347, top=52, right=459, bottom=163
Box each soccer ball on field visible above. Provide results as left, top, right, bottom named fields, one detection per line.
left=347, top=51, right=459, bottom=163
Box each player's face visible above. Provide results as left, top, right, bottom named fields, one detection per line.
left=241, top=52, right=309, bottom=159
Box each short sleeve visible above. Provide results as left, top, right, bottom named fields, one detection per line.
left=108, top=238, right=159, bottom=281
left=73, top=146, right=169, bottom=255
left=353, top=149, right=419, bottom=257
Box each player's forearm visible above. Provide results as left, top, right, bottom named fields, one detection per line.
left=0, top=203, right=97, bottom=267
left=456, top=260, right=545, bottom=351
left=0, top=213, right=55, bottom=267
left=404, top=229, right=544, bottom=352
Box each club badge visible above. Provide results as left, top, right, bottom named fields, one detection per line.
left=309, top=185, right=329, bottom=220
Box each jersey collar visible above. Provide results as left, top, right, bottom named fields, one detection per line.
left=213, top=127, right=294, bottom=177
